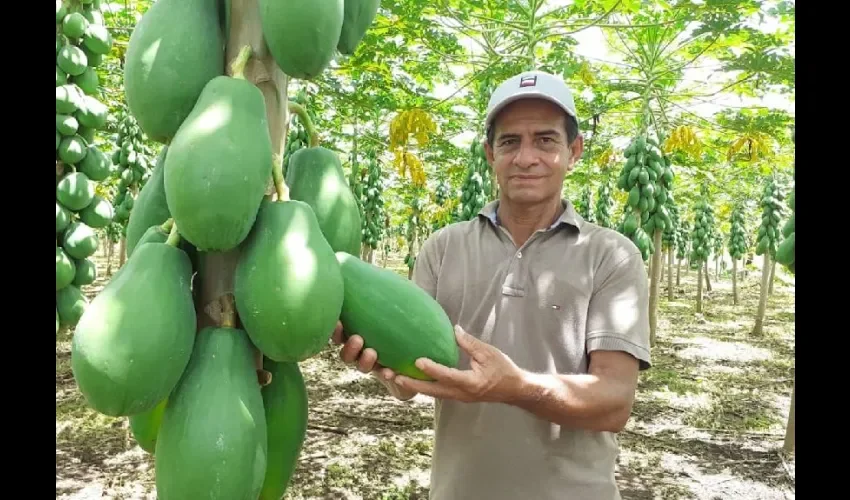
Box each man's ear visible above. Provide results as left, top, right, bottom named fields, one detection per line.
left=483, top=137, right=495, bottom=167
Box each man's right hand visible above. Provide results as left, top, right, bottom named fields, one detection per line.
left=331, top=321, right=417, bottom=401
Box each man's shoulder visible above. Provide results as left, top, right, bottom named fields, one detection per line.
left=575, top=220, right=643, bottom=273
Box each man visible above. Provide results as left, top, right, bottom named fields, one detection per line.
left=332, top=70, right=651, bottom=500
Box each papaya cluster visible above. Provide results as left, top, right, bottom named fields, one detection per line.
left=661, top=200, right=681, bottom=251
left=432, top=179, right=452, bottom=231
left=361, top=151, right=385, bottom=251
left=754, top=176, right=787, bottom=257
left=282, top=91, right=316, bottom=176
left=404, top=197, right=423, bottom=270
left=69, top=1, right=459, bottom=499
left=458, top=138, right=491, bottom=221
left=676, top=219, right=691, bottom=262
left=616, top=134, right=676, bottom=261
left=110, top=107, right=156, bottom=227
left=690, top=193, right=716, bottom=265
left=594, top=180, right=614, bottom=228
left=728, top=204, right=749, bottom=261
left=775, top=131, right=795, bottom=272
left=577, top=186, right=595, bottom=222
left=56, top=0, right=114, bottom=334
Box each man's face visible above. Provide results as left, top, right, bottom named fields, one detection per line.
left=485, top=99, right=584, bottom=205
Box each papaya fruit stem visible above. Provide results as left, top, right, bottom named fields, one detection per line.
left=165, top=221, right=182, bottom=247
left=287, top=101, right=319, bottom=148
left=272, top=154, right=289, bottom=201
left=219, top=293, right=236, bottom=328
left=159, top=218, right=174, bottom=233
left=229, top=45, right=253, bottom=80
left=256, top=369, right=272, bottom=387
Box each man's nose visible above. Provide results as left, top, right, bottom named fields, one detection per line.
left=512, top=140, right=538, bottom=169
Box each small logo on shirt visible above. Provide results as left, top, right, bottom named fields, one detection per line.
left=519, top=75, right=537, bottom=88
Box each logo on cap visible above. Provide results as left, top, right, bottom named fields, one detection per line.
left=519, top=75, right=537, bottom=88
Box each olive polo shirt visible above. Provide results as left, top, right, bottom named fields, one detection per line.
left=411, top=198, right=651, bottom=500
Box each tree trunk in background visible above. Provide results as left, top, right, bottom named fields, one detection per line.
left=704, top=261, right=712, bottom=291
left=106, top=241, right=114, bottom=276
left=768, top=260, right=777, bottom=295
left=696, top=264, right=704, bottom=313
left=732, top=259, right=739, bottom=305
left=118, top=236, right=127, bottom=267
left=751, top=253, right=772, bottom=336
left=783, top=381, right=795, bottom=454
left=667, top=249, right=674, bottom=301
left=648, top=230, right=663, bottom=347
left=676, top=258, right=682, bottom=286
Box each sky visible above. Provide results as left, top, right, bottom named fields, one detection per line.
left=430, top=4, right=794, bottom=150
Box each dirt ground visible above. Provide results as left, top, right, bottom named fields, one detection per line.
left=56, top=246, right=795, bottom=499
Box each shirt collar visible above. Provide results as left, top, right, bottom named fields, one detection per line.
left=478, top=198, right=584, bottom=232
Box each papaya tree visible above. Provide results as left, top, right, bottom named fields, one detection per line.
left=457, top=138, right=490, bottom=221
left=675, top=218, right=690, bottom=287
left=66, top=0, right=389, bottom=497
left=594, top=179, right=614, bottom=228
left=56, top=0, right=116, bottom=334
left=360, top=149, right=386, bottom=263
left=661, top=199, right=680, bottom=300
left=776, top=128, right=795, bottom=454
left=752, top=174, right=786, bottom=336
left=728, top=203, right=749, bottom=305
left=690, top=187, right=715, bottom=314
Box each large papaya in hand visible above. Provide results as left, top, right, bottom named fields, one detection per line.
left=235, top=199, right=343, bottom=362
left=164, top=69, right=273, bottom=251
left=70, top=241, right=196, bottom=416
left=286, top=147, right=362, bottom=255
left=335, top=251, right=459, bottom=380
left=259, top=359, right=308, bottom=500
left=155, top=327, right=267, bottom=500
left=337, top=0, right=381, bottom=55
left=125, top=146, right=170, bottom=256
left=259, top=0, right=344, bottom=80
left=123, top=0, right=224, bottom=143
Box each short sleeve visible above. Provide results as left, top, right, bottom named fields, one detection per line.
left=411, top=233, right=440, bottom=299
left=585, top=252, right=652, bottom=370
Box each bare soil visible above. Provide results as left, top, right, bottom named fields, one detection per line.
left=56, top=247, right=795, bottom=499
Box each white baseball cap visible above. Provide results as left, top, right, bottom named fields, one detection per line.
left=484, top=71, right=579, bottom=133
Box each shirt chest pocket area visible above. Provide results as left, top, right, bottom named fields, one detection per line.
left=533, top=275, right=591, bottom=337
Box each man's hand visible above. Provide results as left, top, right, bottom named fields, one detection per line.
left=393, top=325, right=525, bottom=404
left=330, top=321, right=417, bottom=401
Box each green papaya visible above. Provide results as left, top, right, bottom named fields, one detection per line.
left=72, top=258, right=97, bottom=287
left=56, top=247, right=76, bottom=290
left=57, top=172, right=94, bottom=211
left=337, top=0, right=381, bottom=55
left=77, top=144, right=111, bottom=181
left=259, top=359, right=308, bottom=500
left=56, top=284, right=87, bottom=327
left=56, top=203, right=71, bottom=232
left=62, top=221, right=99, bottom=260
left=125, top=147, right=171, bottom=256
left=79, top=195, right=113, bottom=228
left=259, top=0, right=344, bottom=80
left=286, top=147, right=362, bottom=255
left=129, top=398, right=168, bottom=454
left=71, top=242, right=197, bottom=417
left=123, top=0, right=224, bottom=143
left=235, top=199, right=344, bottom=362
left=155, top=327, right=267, bottom=500
left=164, top=74, right=273, bottom=251
left=335, top=251, right=460, bottom=380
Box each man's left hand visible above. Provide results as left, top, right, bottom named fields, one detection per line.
left=393, top=325, right=525, bottom=403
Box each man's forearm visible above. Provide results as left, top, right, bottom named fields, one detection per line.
left=507, top=370, right=635, bottom=433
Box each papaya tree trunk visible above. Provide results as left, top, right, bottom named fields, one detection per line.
left=667, top=248, right=674, bottom=301
left=751, top=253, right=772, bottom=336
left=648, top=230, right=663, bottom=347
left=106, top=240, right=114, bottom=276
left=715, top=256, right=720, bottom=281
left=783, top=381, right=795, bottom=454
left=676, top=258, right=682, bottom=286
left=696, top=264, right=704, bottom=313
left=118, top=236, right=127, bottom=267
left=193, top=0, right=289, bottom=375
left=768, top=259, right=777, bottom=295
left=659, top=250, right=665, bottom=282
left=703, top=261, right=712, bottom=291
left=732, top=259, right=739, bottom=305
